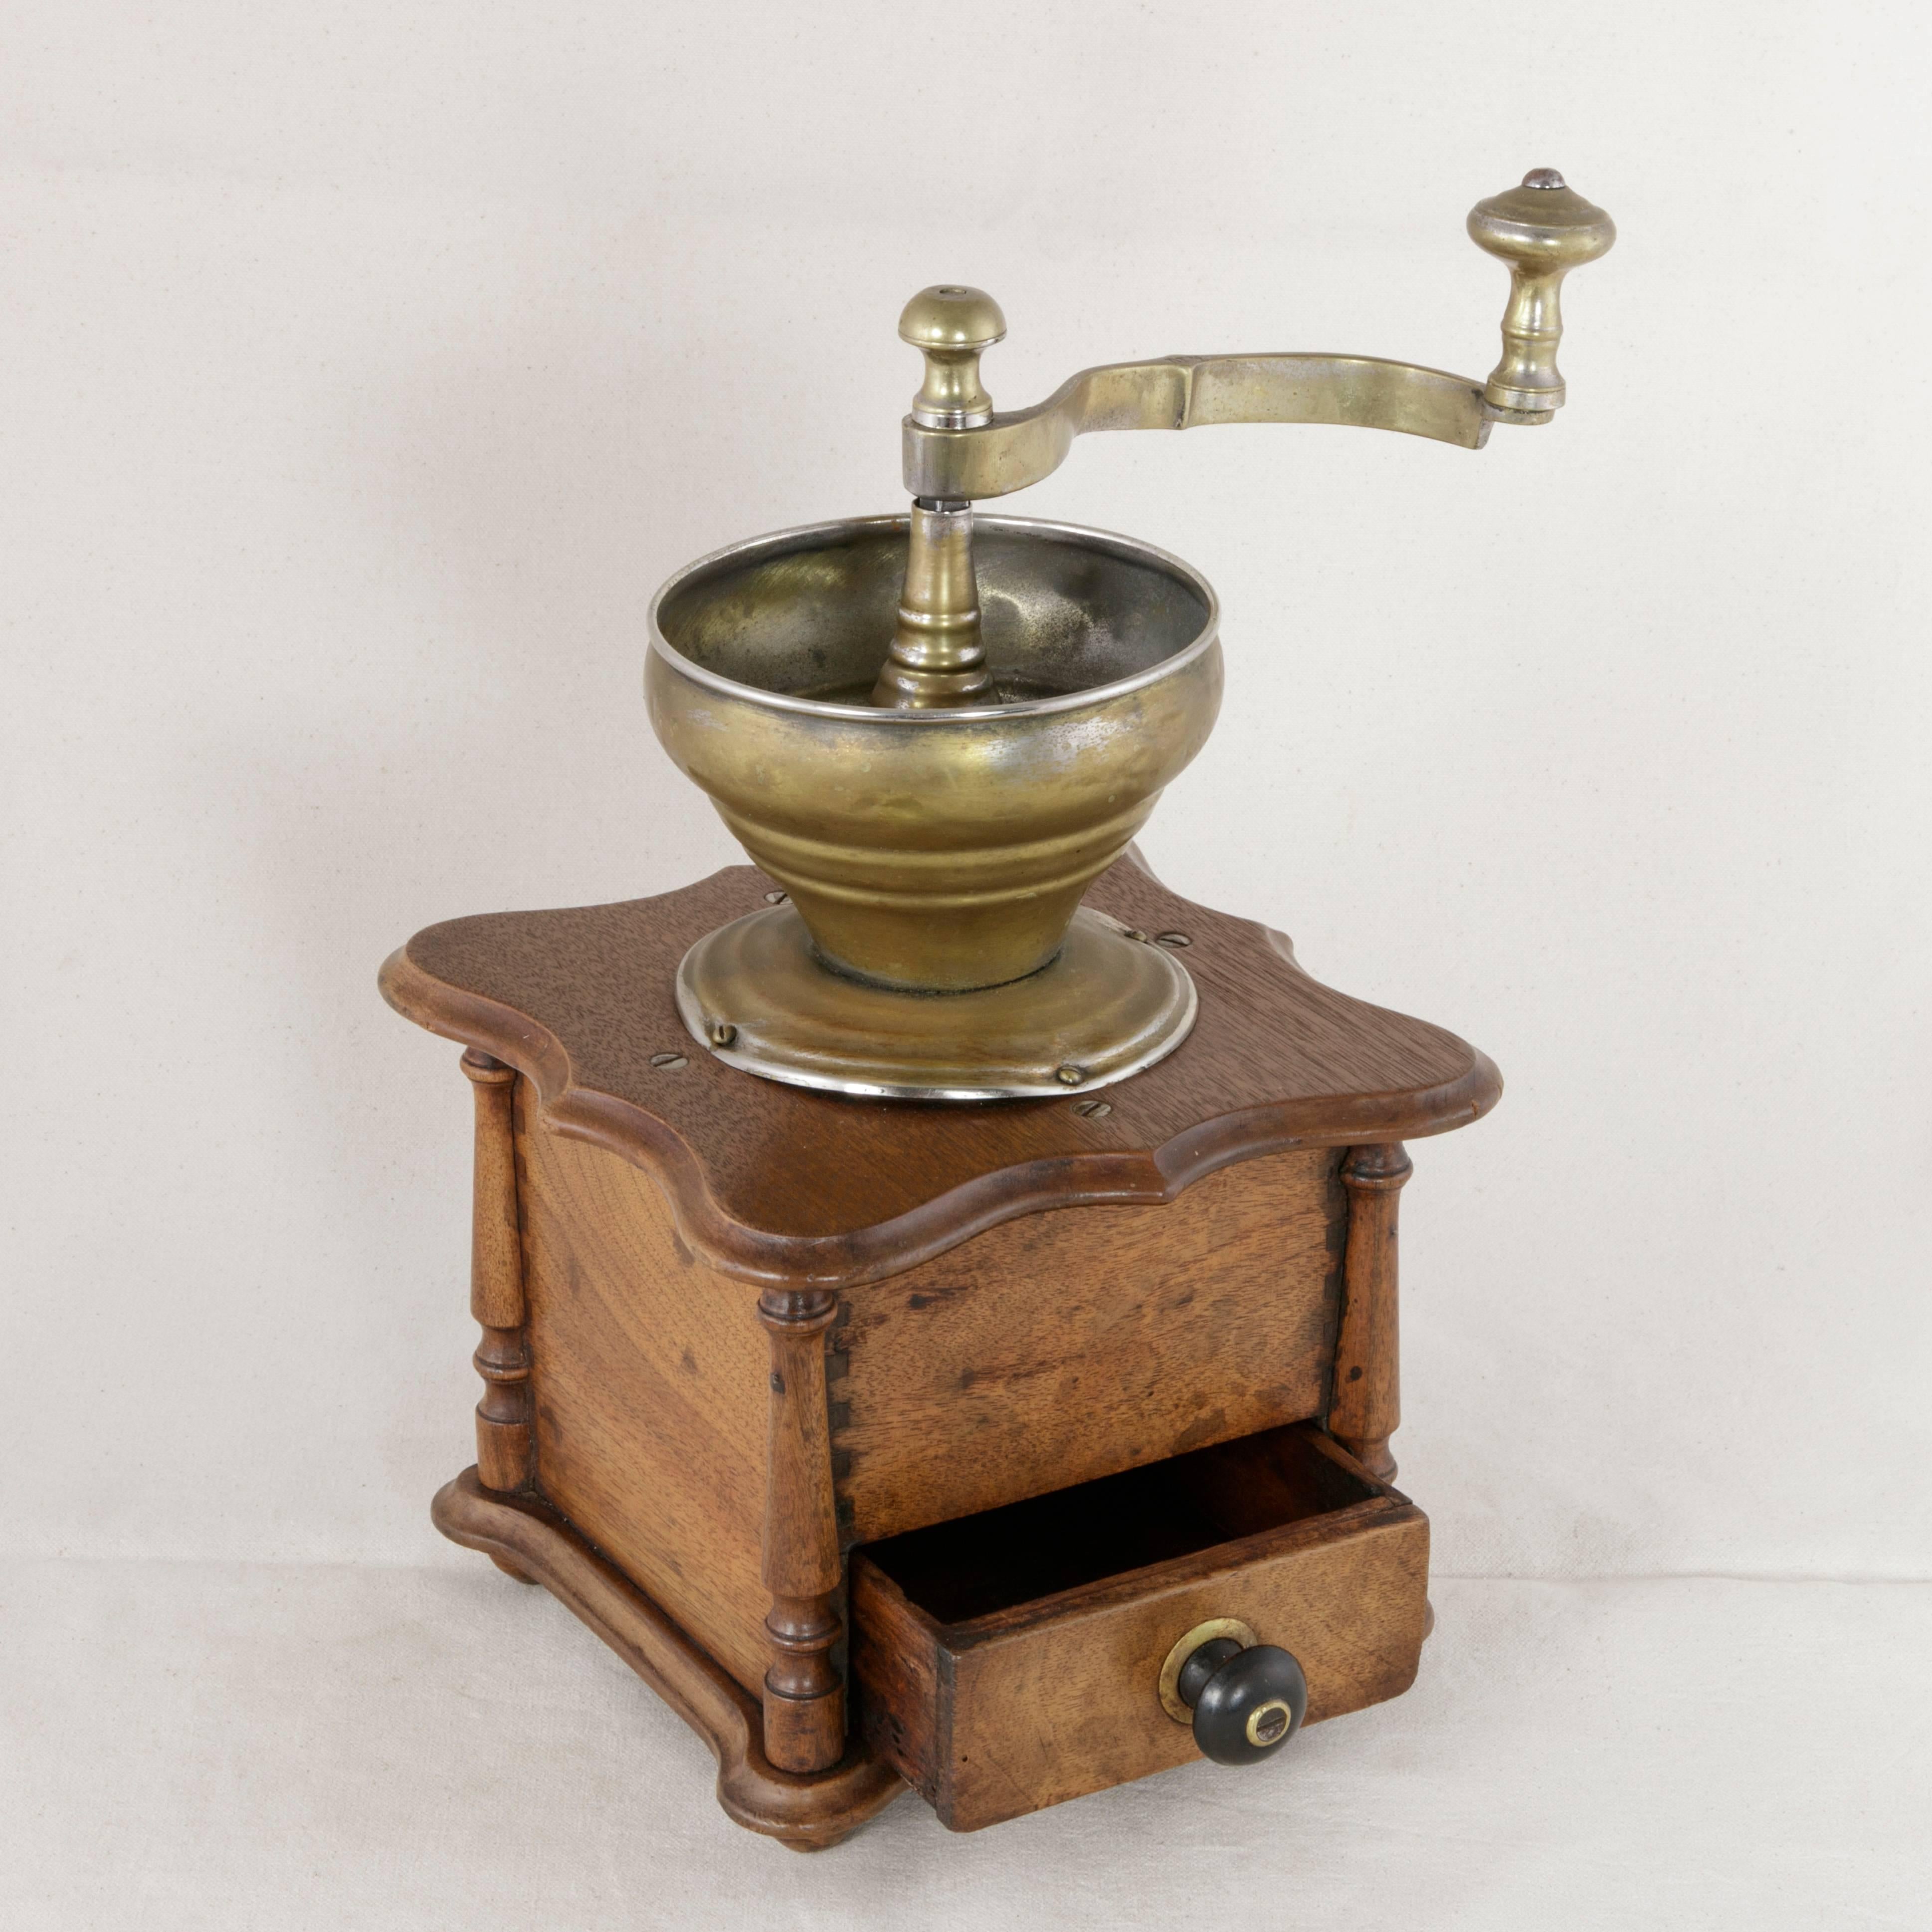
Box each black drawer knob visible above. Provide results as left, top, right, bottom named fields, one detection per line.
left=1170, top=1630, right=1308, bottom=1765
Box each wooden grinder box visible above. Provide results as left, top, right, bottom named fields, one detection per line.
left=379, top=856, right=1497, bottom=1848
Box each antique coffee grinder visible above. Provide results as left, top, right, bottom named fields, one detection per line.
left=381, top=172, right=1613, bottom=1845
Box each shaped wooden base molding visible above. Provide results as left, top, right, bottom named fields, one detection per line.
left=431, top=1469, right=906, bottom=1850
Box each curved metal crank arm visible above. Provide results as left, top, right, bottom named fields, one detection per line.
left=896, top=170, right=1615, bottom=505
left=903, top=353, right=1491, bottom=501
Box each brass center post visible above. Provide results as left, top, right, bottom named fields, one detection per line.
left=870, top=497, right=991, bottom=707
left=872, top=285, right=1007, bottom=709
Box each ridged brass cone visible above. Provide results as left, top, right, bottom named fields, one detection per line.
left=647, top=513, right=1222, bottom=1099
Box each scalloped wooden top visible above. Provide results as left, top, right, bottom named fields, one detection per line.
left=379, top=862, right=1499, bottom=1288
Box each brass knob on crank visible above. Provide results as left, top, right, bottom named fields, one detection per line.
left=1466, top=168, right=1616, bottom=420
left=899, top=284, right=1007, bottom=429
left=1158, top=1618, right=1309, bottom=1766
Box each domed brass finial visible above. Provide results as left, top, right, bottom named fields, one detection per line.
left=1467, top=172, right=1615, bottom=418
left=899, top=285, right=1006, bottom=429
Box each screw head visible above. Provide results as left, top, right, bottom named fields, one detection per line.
left=1247, top=1699, right=1294, bottom=1746
left=708, top=1020, right=738, bottom=1049
left=649, top=1051, right=689, bottom=1071
left=1155, top=931, right=1192, bottom=949
left=764, top=890, right=788, bottom=904
left=1073, top=1098, right=1113, bottom=1118
left=1055, top=1063, right=1086, bottom=1087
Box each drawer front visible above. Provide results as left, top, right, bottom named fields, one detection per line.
left=851, top=1426, right=1428, bottom=1831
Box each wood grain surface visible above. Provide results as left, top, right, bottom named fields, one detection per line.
left=514, top=1080, right=773, bottom=1695
left=757, top=1287, right=847, bottom=1773
left=1331, top=1142, right=1413, bottom=1482
left=461, top=1050, right=534, bottom=1496
left=835, top=1150, right=1346, bottom=1543
left=380, top=861, right=1500, bottom=1289
left=849, top=1424, right=1428, bottom=1831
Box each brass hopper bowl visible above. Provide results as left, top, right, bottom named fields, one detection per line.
left=647, top=170, right=1613, bottom=1102
left=648, top=515, right=1223, bottom=1099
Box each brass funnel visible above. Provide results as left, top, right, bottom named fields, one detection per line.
left=646, top=514, right=1222, bottom=1099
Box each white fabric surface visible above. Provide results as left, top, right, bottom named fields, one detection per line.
left=5, top=1562, right=1925, bottom=1930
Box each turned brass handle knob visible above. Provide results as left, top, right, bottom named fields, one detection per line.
left=1467, top=169, right=1615, bottom=420
left=899, top=285, right=1006, bottom=431
left=1159, top=1620, right=1308, bottom=1766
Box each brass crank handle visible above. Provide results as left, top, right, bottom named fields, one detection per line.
left=1159, top=1619, right=1309, bottom=1766
left=899, top=170, right=1614, bottom=502
left=1467, top=168, right=1619, bottom=421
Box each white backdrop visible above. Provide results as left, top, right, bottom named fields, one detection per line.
left=4, top=5, right=1929, bottom=1920
left=8, top=0, right=1928, bottom=1578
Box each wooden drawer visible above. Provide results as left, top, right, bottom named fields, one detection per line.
left=850, top=1422, right=1428, bottom=1831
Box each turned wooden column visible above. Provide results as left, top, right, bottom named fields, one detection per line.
left=1330, top=1141, right=1412, bottom=1482
left=757, top=1287, right=845, bottom=1774
left=460, top=1049, right=533, bottom=1497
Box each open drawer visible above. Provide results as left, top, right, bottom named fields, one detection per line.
left=849, top=1422, right=1428, bottom=1830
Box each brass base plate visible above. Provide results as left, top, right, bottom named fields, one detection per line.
left=675, top=904, right=1197, bottom=1102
